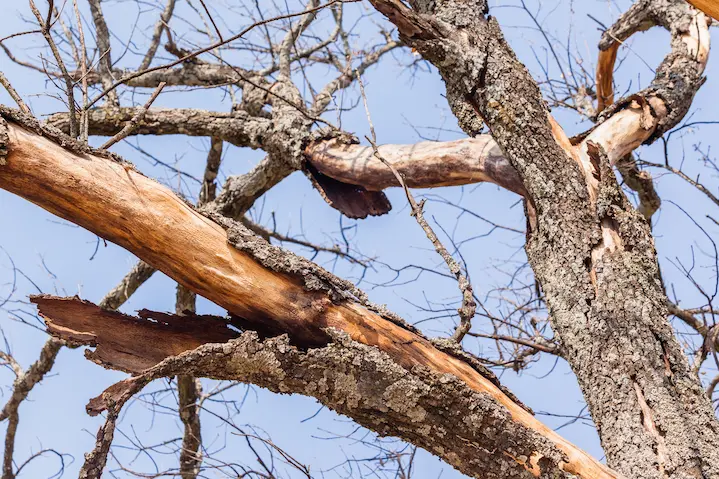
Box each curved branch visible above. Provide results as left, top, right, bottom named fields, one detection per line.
left=306, top=137, right=526, bottom=196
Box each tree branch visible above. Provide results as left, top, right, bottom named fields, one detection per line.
left=33, top=295, right=616, bottom=479
left=47, top=107, right=272, bottom=148
left=0, top=107, right=616, bottom=479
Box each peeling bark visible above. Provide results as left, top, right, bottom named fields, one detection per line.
left=0, top=109, right=617, bottom=479
left=366, top=0, right=719, bottom=478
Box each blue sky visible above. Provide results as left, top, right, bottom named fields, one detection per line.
left=1, top=0, right=718, bottom=477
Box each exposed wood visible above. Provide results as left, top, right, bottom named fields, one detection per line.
left=35, top=295, right=612, bottom=479
left=687, top=0, right=719, bottom=20
left=0, top=115, right=618, bottom=479
left=596, top=43, right=619, bottom=114
left=306, top=137, right=526, bottom=196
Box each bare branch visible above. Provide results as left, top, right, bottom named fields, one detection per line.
left=87, top=0, right=119, bottom=107
left=0, top=338, right=63, bottom=479
left=100, top=82, right=166, bottom=149
left=28, top=0, right=77, bottom=137
left=98, top=260, right=157, bottom=311
left=48, top=106, right=272, bottom=148
left=138, top=0, right=177, bottom=71
left=0, top=72, right=30, bottom=114
left=356, top=72, right=476, bottom=343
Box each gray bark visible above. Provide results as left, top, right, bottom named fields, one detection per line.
left=367, top=0, right=719, bottom=478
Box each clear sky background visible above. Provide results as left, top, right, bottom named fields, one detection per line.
left=1, top=0, right=718, bottom=477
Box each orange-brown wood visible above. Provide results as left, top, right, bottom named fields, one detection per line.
left=0, top=120, right=619, bottom=479
left=596, top=43, right=619, bottom=114
left=687, top=0, right=719, bottom=21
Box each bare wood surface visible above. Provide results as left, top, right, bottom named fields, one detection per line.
left=687, top=0, right=719, bottom=20
left=0, top=115, right=618, bottom=479
left=307, top=136, right=526, bottom=196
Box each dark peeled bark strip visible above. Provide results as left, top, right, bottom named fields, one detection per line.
left=0, top=107, right=616, bottom=479
left=34, top=295, right=611, bottom=479
left=33, top=296, right=240, bottom=373
left=366, top=1, right=719, bottom=478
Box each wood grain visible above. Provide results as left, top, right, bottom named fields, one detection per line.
left=0, top=120, right=618, bottom=479
left=687, top=0, right=719, bottom=20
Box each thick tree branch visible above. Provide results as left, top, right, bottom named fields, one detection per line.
left=0, top=108, right=616, bottom=479
left=306, top=136, right=526, bottom=196
left=34, top=296, right=616, bottom=479
left=47, top=107, right=271, bottom=148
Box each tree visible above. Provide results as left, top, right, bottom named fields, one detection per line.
left=0, top=0, right=718, bottom=478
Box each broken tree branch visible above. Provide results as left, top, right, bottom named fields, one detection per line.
left=33, top=296, right=617, bottom=479
left=0, top=107, right=617, bottom=479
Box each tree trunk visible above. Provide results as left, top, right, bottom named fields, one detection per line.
left=367, top=0, right=719, bottom=478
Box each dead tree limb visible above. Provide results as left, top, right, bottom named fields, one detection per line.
left=33, top=295, right=617, bottom=479
left=0, top=109, right=617, bottom=479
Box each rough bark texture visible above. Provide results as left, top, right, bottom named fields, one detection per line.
left=48, top=107, right=272, bottom=148
left=177, top=375, right=202, bottom=479
left=36, top=296, right=595, bottom=479
left=0, top=108, right=619, bottom=479
left=366, top=0, right=719, bottom=478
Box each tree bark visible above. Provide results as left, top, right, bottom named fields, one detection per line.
left=34, top=295, right=613, bottom=479
left=365, top=1, right=719, bottom=478
left=0, top=108, right=617, bottom=479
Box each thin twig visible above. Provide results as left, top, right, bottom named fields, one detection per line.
left=85, top=0, right=354, bottom=109
left=139, top=0, right=177, bottom=71
left=72, top=0, right=89, bottom=141
left=356, top=71, right=476, bottom=342
left=100, top=82, right=166, bottom=149
left=29, top=0, right=77, bottom=137
left=0, top=71, right=30, bottom=114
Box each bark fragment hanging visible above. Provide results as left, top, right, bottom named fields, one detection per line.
left=304, top=162, right=392, bottom=219
left=32, top=295, right=242, bottom=372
